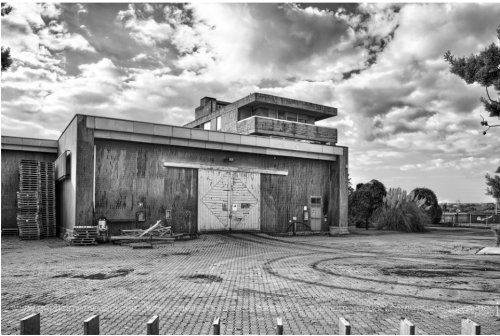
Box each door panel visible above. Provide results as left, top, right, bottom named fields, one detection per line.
left=230, top=172, right=260, bottom=231
left=198, top=170, right=230, bottom=231
left=198, top=169, right=260, bottom=232
left=309, top=197, right=322, bottom=231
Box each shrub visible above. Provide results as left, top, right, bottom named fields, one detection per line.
left=492, top=225, right=500, bottom=246
left=348, top=179, right=387, bottom=226
left=410, top=187, right=441, bottom=224
left=372, top=187, right=431, bottom=232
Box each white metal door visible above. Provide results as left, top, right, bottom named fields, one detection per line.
left=309, top=196, right=322, bottom=231
left=198, top=169, right=260, bottom=231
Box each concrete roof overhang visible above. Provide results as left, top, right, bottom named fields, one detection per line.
left=1, top=136, right=58, bottom=153
left=86, top=115, right=344, bottom=161
left=236, top=93, right=338, bottom=121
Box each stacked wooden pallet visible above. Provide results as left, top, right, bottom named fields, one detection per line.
left=17, top=160, right=41, bottom=240
left=1, top=228, right=19, bottom=236
left=38, top=162, right=56, bottom=237
left=71, top=227, right=98, bottom=246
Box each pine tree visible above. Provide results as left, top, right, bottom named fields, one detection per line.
left=1, top=3, right=13, bottom=72
left=485, top=166, right=500, bottom=203
left=444, top=25, right=500, bottom=134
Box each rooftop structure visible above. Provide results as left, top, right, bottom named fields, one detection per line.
left=185, top=93, right=338, bottom=145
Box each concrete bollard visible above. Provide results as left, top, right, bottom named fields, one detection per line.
left=461, top=318, right=481, bottom=335
left=213, top=317, right=220, bottom=335
left=339, top=317, right=351, bottom=335
left=20, top=313, right=40, bottom=335
left=83, top=315, right=99, bottom=335
left=147, top=315, right=159, bottom=335
left=400, top=317, right=415, bottom=335
left=276, top=317, right=283, bottom=335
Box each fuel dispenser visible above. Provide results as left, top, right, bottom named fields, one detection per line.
left=97, top=216, right=108, bottom=242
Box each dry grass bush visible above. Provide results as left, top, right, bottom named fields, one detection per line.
left=372, top=202, right=431, bottom=232
left=371, top=187, right=431, bottom=232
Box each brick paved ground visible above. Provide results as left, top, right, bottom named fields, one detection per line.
left=1, top=227, right=499, bottom=335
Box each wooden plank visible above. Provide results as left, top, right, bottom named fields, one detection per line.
left=110, top=236, right=175, bottom=242
left=130, top=242, right=154, bottom=249
left=20, top=313, right=40, bottom=335
left=165, top=161, right=288, bottom=176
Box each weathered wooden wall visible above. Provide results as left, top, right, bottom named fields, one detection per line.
left=1, top=150, right=57, bottom=229
left=94, top=139, right=199, bottom=235
left=94, top=138, right=337, bottom=234
left=261, top=157, right=334, bottom=232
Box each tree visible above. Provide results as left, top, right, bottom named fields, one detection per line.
left=1, top=3, right=13, bottom=72
left=410, top=187, right=441, bottom=224
left=1, top=3, right=11, bottom=16
left=485, top=166, right=500, bottom=204
left=444, top=25, right=500, bottom=134
left=1, top=47, right=12, bottom=72
left=348, top=179, right=387, bottom=229
left=348, top=174, right=354, bottom=195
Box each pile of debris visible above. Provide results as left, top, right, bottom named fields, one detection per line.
left=110, top=220, right=183, bottom=249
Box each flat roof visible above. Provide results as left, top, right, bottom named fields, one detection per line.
left=86, top=115, right=344, bottom=161
left=1, top=136, right=58, bottom=153
left=1, top=112, right=345, bottom=161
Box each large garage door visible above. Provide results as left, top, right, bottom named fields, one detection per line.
left=198, top=169, right=260, bottom=232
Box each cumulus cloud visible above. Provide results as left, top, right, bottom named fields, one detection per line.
left=2, top=3, right=500, bottom=202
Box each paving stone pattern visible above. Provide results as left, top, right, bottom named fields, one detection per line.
left=1, top=228, right=500, bottom=335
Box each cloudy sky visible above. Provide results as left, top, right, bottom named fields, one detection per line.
left=2, top=2, right=500, bottom=203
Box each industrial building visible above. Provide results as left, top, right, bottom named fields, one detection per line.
left=1, top=93, right=348, bottom=238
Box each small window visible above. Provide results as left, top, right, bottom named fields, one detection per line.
left=287, top=112, right=297, bottom=122
left=216, top=117, right=222, bottom=131
left=298, top=114, right=307, bottom=123
left=278, top=111, right=286, bottom=120
left=203, top=122, right=211, bottom=130
left=310, top=196, right=322, bottom=204
left=268, top=109, right=277, bottom=119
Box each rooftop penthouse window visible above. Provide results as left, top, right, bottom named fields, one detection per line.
left=238, top=107, right=314, bottom=125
